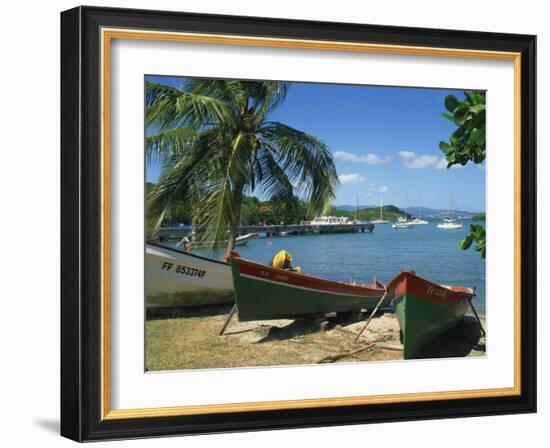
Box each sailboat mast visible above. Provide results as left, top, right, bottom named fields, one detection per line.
left=451, top=189, right=461, bottom=222
left=450, top=190, right=455, bottom=220
left=355, top=194, right=358, bottom=222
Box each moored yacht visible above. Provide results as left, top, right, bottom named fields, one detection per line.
left=392, top=216, right=414, bottom=229
left=437, top=190, right=463, bottom=229
left=436, top=217, right=463, bottom=229
left=310, top=216, right=354, bottom=225
left=410, top=217, right=429, bottom=225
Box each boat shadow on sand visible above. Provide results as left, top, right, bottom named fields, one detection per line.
left=250, top=312, right=485, bottom=360
left=412, top=315, right=486, bottom=359
left=253, top=310, right=388, bottom=344
left=146, top=303, right=234, bottom=320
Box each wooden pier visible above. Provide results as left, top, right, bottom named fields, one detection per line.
left=156, top=223, right=375, bottom=240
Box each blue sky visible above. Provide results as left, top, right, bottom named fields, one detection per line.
left=146, top=76, right=485, bottom=212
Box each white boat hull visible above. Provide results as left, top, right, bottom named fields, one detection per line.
left=235, top=233, right=255, bottom=246
left=436, top=223, right=463, bottom=229
left=145, top=243, right=234, bottom=307
left=392, top=221, right=414, bottom=229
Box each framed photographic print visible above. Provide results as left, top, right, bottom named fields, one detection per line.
left=60, top=6, right=536, bottom=441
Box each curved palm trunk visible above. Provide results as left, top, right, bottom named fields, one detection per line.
left=225, top=185, right=244, bottom=258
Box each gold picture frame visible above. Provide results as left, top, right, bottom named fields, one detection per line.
left=61, top=6, right=536, bottom=441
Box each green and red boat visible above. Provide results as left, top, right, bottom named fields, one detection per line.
left=229, top=252, right=389, bottom=321
left=387, top=271, right=475, bottom=359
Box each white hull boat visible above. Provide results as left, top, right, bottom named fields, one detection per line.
left=310, top=216, right=354, bottom=225
left=145, top=242, right=234, bottom=307
left=437, top=190, right=463, bottom=229
left=437, top=220, right=463, bottom=230
left=235, top=233, right=255, bottom=246
left=392, top=222, right=413, bottom=229
left=392, top=215, right=414, bottom=229
left=410, top=218, right=429, bottom=225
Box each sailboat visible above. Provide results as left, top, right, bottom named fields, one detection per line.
left=437, top=190, right=463, bottom=229
left=392, top=212, right=414, bottom=229
left=371, top=195, right=390, bottom=224
left=410, top=216, right=429, bottom=225
left=392, top=216, right=413, bottom=229
left=410, top=208, right=429, bottom=225
left=392, top=192, right=414, bottom=229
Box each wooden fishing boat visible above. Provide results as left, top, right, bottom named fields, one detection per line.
left=229, top=252, right=390, bottom=321
left=387, top=271, right=475, bottom=359
left=145, top=242, right=233, bottom=307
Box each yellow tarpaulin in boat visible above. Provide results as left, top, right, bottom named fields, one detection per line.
left=270, top=250, right=301, bottom=272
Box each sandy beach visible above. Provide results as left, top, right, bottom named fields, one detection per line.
left=146, top=305, right=486, bottom=371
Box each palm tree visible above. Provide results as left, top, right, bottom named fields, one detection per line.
left=146, top=79, right=339, bottom=256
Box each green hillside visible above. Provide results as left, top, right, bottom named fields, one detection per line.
left=325, top=205, right=410, bottom=221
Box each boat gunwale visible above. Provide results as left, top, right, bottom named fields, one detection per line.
left=387, top=271, right=475, bottom=304
left=146, top=241, right=229, bottom=266
left=231, top=253, right=385, bottom=296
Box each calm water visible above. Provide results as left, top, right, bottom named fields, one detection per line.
left=172, top=221, right=486, bottom=315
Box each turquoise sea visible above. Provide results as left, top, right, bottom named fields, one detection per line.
left=172, top=220, right=486, bottom=316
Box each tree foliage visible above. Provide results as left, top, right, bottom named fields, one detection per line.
left=459, top=224, right=486, bottom=259
left=439, top=91, right=486, bottom=168
left=240, top=196, right=311, bottom=225
left=323, top=205, right=410, bottom=221
left=439, top=91, right=486, bottom=258
left=471, top=212, right=486, bottom=221
left=145, top=79, right=339, bottom=254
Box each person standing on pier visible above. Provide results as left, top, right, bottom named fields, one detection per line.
left=176, top=236, right=192, bottom=251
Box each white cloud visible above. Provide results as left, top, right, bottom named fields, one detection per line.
left=366, top=182, right=389, bottom=194
left=338, top=173, right=366, bottom=184
left=404, top=155, right=440, bottom=169
left=435, top=157, right=448, bottom=170
left=398, top=150, right=416, bottom=160
left=398, top=150, right=440, bottom=169
left=435, top=157, right=465, bottom=170
left=335, top=151, right=392, bottom=165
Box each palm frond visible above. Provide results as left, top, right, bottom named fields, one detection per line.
left=253, top=144, right=295, bottom=202
left=247, top=81, right=290, bottom=123
left=146, top=130, right=226, bottom=220
left=192, top=131, right=254, bottom=249
left=259, top=122, right=338, bottom=213
left=145, top=81, right=234, bottom=130
left=183, top=79, right=246, bottom=114
left=145, top=126, right=199, bottom=164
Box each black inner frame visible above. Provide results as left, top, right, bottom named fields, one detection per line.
left=61, top=6, right=536, bottom=442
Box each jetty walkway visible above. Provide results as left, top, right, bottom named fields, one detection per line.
left=157, top=223, right=374, bottom=240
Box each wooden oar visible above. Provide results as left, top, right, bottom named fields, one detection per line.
left=467, top=287, right=486, bottom=337
left=354, top=289, right=388, bottom=343
left=219, top=304, right=237, bottom=336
